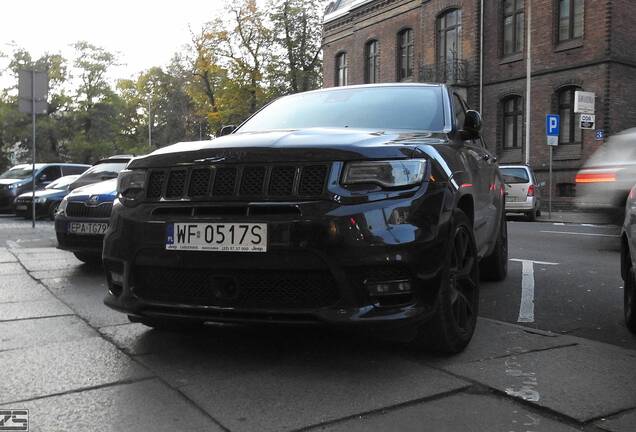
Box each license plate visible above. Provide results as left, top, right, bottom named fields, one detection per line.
left=68, top=222, right=109, bottom=235
left=166, top=223, right=267, bottom=252
left=16, top=204, right=27, bottom=210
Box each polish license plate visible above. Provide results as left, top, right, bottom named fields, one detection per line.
left=68, top=222, right=109, bottom=235
left=166, top=223, right=267, bottom=252
left=16, top=204, right=27, bottom=210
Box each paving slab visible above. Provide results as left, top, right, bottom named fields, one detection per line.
left=0, top=337, right=152, bottom=404
left=0, top=298, right=73, bottom=321
left=1, top=379, right=223, bottom=432
left=0, top=274, right=54, bottom=303
left=316, top=392, right=581, bottom=432
left=39, top=273, right=128, bottom=327
left=445, top=344, right=636, bottom=423
left=160, top=336, right=470, bottom=432
left=420, top=318, right=576, bottom=366
left=0, top=247, right=17, bottom=262
left=0, top=315, right=97, bottom=352
left=0, top=262, right=26, bottom=276
left=19, top=258, right=82, bottom=272
left=596, top=408, right=636, bottom=432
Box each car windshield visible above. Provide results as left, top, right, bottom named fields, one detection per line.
left=500, top=167, right=530, bottom=184
left=585, top=129, right=636, bottom=167
left=45, top=175, right=80, bottom=190
left=76, top=162, right=128, bottom=183
left=0, top=166, right=33, bottom=179
left=237, top=86, right=445, bottom=133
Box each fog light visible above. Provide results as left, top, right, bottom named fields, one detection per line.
left=366, top=280, right=412, bottom=296
left=110, top=271, right=124, bottom=285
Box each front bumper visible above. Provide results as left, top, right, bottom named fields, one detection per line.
left=14, top=201, right=51, bottom=218
left=55, top=215, right=108, bottom=253
left=103, top=185, right=453, bottom=328
left=0, top=191, right=18, bottom=212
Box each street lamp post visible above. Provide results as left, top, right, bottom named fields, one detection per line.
left=525, top=0, right=532, bottom=165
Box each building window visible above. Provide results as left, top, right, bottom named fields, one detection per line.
left=397, top=29, right=414, bottom=80
left=335, top=52, right=348, bottom=86
left=365, top=40, right=379, bottom=84
left=558, top=87, right=582, bottom=145
left=558, top=0, right=584, bottom=42
left=503, top=0, right=524, bottom=55
left=502, top=96, right=523, bottom=149
left=437, top=9, right=462, bottom=66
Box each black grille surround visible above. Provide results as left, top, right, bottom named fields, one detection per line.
left=145, top=164, right=330, bottom=201
left=66, top=202, right=113, bottom=218
left=133, top=266, right=340, bottom=310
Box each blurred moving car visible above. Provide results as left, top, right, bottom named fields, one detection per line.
left=576, top=128, right=636, bottom=220
left=55, top=178, right=118, bottom=265
left=14, top=175, right=80, bottom=220
left=619, top=185, right=636, bottom=334
left=0, top=163, right=89, bottom=213
left=500, top=164, right=542, bottom=221
left=68, top=155, right=133, bottom=191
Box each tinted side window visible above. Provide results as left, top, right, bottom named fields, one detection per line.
left=38, top=166, right=61, bottom=182
left=453, top=94, right=466, bottom=131
left=62, top=166, right=89, bottom=175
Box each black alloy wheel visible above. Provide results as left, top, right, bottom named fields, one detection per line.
left=411, top=209, right=479, bottom=354
left=626, top=265, right=636, bottom=334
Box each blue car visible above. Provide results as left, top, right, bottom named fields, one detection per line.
left=14, top=175, right=80, bottom=220
left=55, top=178, right=117, bottom=265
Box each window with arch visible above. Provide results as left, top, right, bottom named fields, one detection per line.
left=437, top=9, right=462, bottom=66
left=335, top=52, right=348, bottom=87
left=502, top=96, right=524, bottom=149
left=558, top=0, right=584, bottom=42
left=557, top=87, right=583, bottom=145
left=397, top=29, right=414, bottom=81
left=365, top=40, right=379, bottom=84
left=503, top=0, right=524, bottom=55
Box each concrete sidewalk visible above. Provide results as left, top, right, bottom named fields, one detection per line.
left=1, top=246, right=635, bottom=432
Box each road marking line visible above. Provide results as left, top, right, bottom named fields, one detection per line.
left=540, top=230, right=619, bottom=238
left=510, top=259, right=559, bottom=323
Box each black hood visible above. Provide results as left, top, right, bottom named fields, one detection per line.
left=129, top=128, right=448, bottom=169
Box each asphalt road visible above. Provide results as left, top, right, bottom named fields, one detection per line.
left=1, top=213, right=634, bottom=351
left=481, top=216, right=635, bottom=350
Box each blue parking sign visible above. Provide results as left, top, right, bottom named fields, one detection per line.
left=546, top=114, right=560, bottom=137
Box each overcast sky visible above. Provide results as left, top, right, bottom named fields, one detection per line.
left=0, top=0, right=227, bottom=82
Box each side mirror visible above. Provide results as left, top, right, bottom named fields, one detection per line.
left=219, top=125, right=237, bottom=136
left=539, top=181, right=547, bottom=188
left=38, top=174, right=49, bottom=183
left=462, top=110, right=482, bottom=139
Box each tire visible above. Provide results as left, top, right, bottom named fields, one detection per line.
left=410, top=209, right=480, bottom=354
left=49, top=202, right=60, bottom=221
left=129, top=315, right=204, bottom=332
left=73, top=252, right=102, bottom=266
left=480, top=211, right=508, bottom=282
left=527, top=209, right=537, bottom=222
left=625, top=266, right=636, bottom=334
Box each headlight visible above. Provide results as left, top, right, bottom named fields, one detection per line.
left=341, top=159, right=427, bottom=188
left=57, top=197, right=69, bottom=215
left=34, top=197, right=47, bottom=204
left=7, top=183, right=18, bottom=190
left=117, top=169, right=147, bottom=203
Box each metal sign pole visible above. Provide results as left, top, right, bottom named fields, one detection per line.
left=549, top=145, right=553, bottom=219
left=31, top=70, right=36, bottom=228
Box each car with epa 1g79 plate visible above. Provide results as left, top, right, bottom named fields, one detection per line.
left=104, top=84, right=508, bottom=354
left=55, top=178, right=118, bottom=265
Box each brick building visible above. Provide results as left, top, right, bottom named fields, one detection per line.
left=322, top=0, right=636, bottom=205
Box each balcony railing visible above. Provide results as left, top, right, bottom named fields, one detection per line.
left=419, top=60, right=470, bottom=86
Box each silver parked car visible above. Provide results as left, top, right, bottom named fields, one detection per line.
left=619, top=185, right=636, bottom=334
left=501, top=164, right=542, bottom=221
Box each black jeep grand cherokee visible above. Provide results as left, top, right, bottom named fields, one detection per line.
left=104, top=84, right=507, bottom=353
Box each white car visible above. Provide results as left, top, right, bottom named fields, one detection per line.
left=500, top=164, right=542, bottom=221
